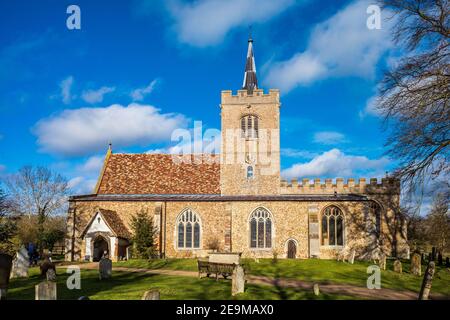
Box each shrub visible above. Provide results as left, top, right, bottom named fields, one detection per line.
left=130, top=209, right=157, bottom=259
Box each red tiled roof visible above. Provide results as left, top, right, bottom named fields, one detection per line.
left=96, top=153, right=220, bottom=195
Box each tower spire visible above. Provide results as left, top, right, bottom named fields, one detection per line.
left=242, top=31, right=258, bottom=93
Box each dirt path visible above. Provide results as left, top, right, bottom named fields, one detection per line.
left=57, top=263, right=441, bottom=300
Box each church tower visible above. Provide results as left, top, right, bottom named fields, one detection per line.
left=220, top=36, right=281, bottom=195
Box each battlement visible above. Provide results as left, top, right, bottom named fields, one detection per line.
left=280, top=177, right=400, bottom=195
left=221, top=89, right=280, bottom=105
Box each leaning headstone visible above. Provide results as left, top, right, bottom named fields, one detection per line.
left=313, top=283, right=320, bottom=296
left=35, top=281, right=57, bottom=300
left=46, top=269, right=57, bottom=282
left=348, top=249, right=355, bottom=264
left=378, top=254, right=386, bottom=270
left=10, top=246, right=30, bottom=278
left=231, top=264, right=245, bottom=296
left=418, top=262, right=435, bottom=300
left=99, top=256, right=112, bottom=280
left=393, top=259, right=402, bottom=273
left=142, top=289, right=160, bottom=300
left=410, top=253, right=421, bottom=276
left=437, top=253, right=443, bottom=266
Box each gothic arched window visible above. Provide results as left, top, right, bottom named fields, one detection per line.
left=321, top=206, right=344, bottom=246
left=241, top=115, right=259, bottom=138
left=176, top=209, right=201, bottom=249
left=249, top=207, right=272, bottom=249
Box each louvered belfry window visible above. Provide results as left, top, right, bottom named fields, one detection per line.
left=241, top=115, right=259, bottom=138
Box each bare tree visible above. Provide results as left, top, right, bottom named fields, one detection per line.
left=0, top=187, right=8, bottom=217
left=4, top=166, right=69, bottom=251
left=377, top=0, right=449, bottom=192
left=425, top=192, right=450, bottom=254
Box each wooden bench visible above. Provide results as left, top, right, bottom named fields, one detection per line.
left=197, top=260, right=238, bottom=281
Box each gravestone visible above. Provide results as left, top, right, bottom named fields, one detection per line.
left=437, top=253, right=443, bottom=266
left=46, top=269, right=57, bottom=282
left=35, top=281, right=57, bottom=300
left=418, top=261, right=435, bottom=300
left=99, top=256, right=112, bottom=280
left=231, top=265, right=245, bottom=296
left=431, top=247, right=436, bottom=261
left=313, top=283, right=320, bottom=296
left=0, top=288, right=6, bottom=300
left=410, top=253, right=421, bottom=276
left=142, top=289, right=160, bottom=300
left=39, top=257, right=55, bottom=278
left=378, top=254, right=386, bottom=270
left=10, top=246, right=30, bottom=278
left=446, top=257, right=450, bottom=267
left=393, top=259, right=402, bottom=273
left=348, top=249, right=355, bottom=264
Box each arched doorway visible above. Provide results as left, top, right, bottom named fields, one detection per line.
left=93, top=236, right=109, bottom=262
left=287, top=240, right=297, bottom=259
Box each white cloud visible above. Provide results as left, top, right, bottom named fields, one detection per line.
left=281, top=148, right=390, bottom=179
left=68, top=176, right=97, bottom=195
left=313, top=131, right=347, bottom=145
left=167, top=0, right=295, bottom=47
left=60, top=76, right=74, bottom=104
left=359, top=94, right=383, bottom=119
left=81, top=86, right=116, bottom=104
left=280, top=148, right=317, bottom=159
left=264, top=0, right=394, bottom=92
left=130, top=79, right=158, bottom=101
left=33, top=103, right=188, bottom=157
left=76, top=155, right=104, bottom=174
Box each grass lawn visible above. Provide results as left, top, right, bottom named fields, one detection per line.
left=115, top=258, right=450, bottom=297
left=7, top=267, right=355, bottom=300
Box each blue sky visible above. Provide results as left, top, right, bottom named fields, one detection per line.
left=0, top=0, right=400, bottom=195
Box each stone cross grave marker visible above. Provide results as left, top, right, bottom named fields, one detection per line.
left=231, top=264, right=245, bottom=296
left=35, top=281, right=57, bottom=300
left=410, top=253, right=421, bottom=276
left=418, top=261, right=435, bottom=300
left=10, top=246, right=30, bottom=278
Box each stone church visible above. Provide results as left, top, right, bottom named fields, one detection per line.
left=65, top=38, right=409, bottom=262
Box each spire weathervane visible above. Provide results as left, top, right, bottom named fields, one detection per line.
left=242, top=28, right=258, bottom=93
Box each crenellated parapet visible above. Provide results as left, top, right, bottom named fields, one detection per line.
left=221, top=89, right=280, bottom=106
left=280, top=177, right=400, bottom=195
